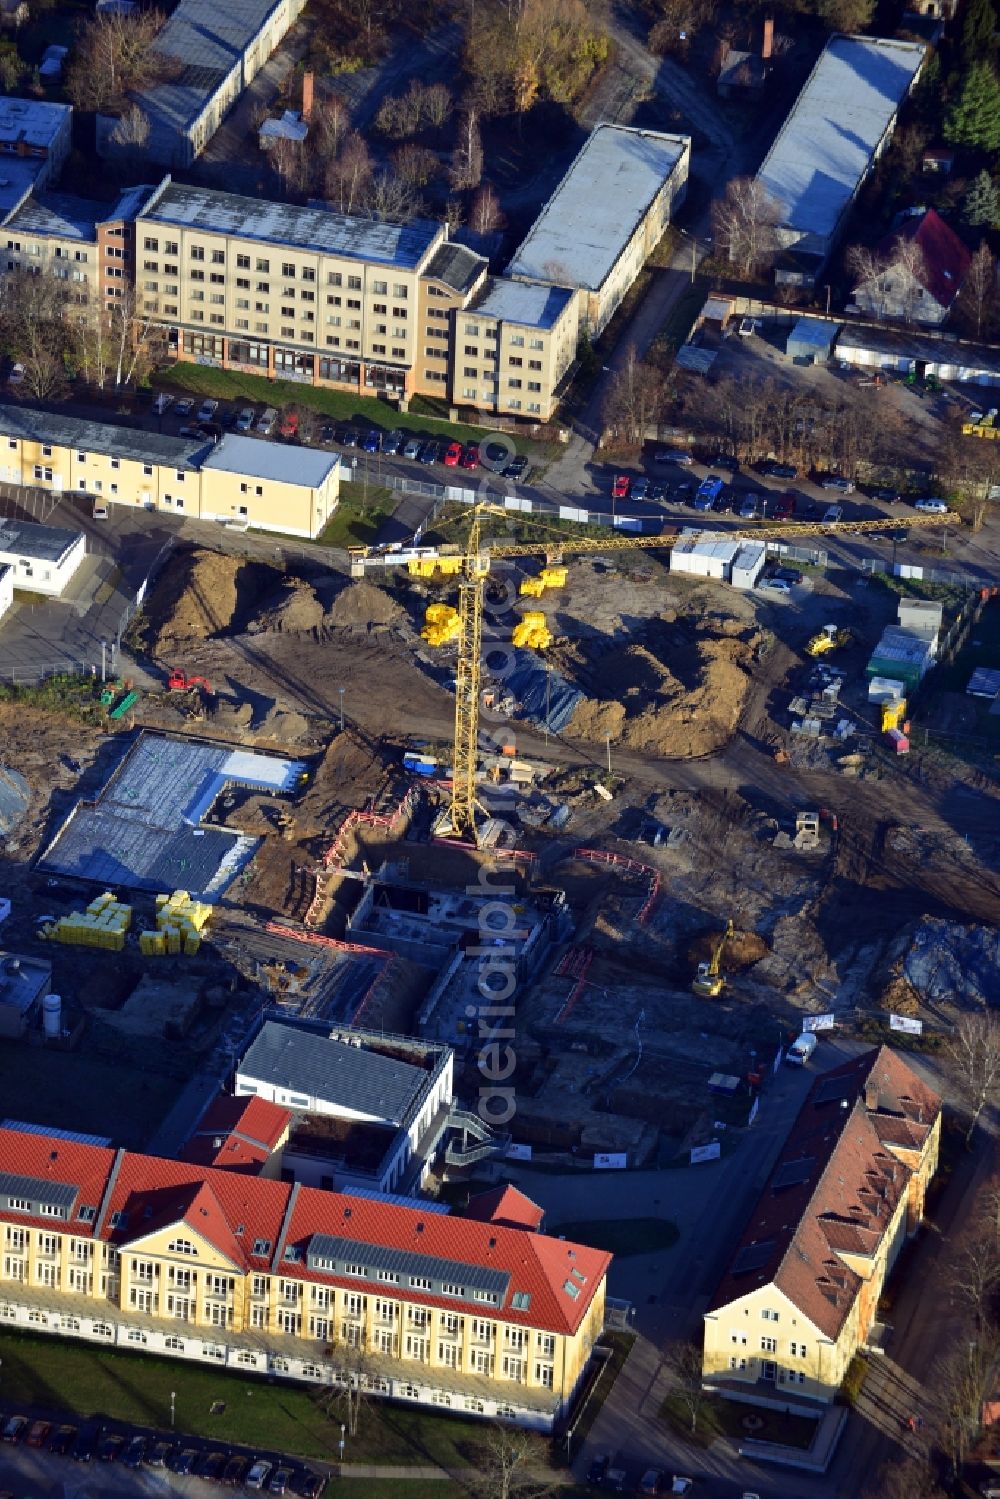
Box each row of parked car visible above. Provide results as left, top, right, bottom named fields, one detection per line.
left=0, top=1412, right=325, bottom=1495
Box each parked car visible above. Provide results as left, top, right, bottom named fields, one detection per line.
left=587, top=1454, right=611, bottom=1484
left=255, top=407, right=278, bottom=435
left=196, top=1450, right=227, bottom=1481
left=771, top=493, right=795, bottom=520
left=708, top=453, right=739, bottom=472
left=225, top=1454, right=252, bottom=1485
left=400, top=435, right=421, bottom=460
left=48, top=1424, right=77, bottom=1456
left=504, top=454, right=529, bottom=479
left=774, top=568, right=803, bottom=585
left=122, top=1435, right=147, bottom=1468
left=152, top=392, right=173, bottom=416
left=235, top=406, right=255, bottom=432
left=914, top=496, right=948, bottom=513
left=820, top=474, right=855, bottom=492
left=169, top=1447, right=198, bottom=1474
left=460, top=442, right=480, bottom=469
left=97, top=1432, right=126, bottom=1461
left=336, top=425, right=359, bottom=448
left=443, top=440, right=463, bottom=466
left=279, top=410, right=299, bottom=439
left=72, top=1426, right=97, bottom=1461
left=361, top=427, right=382, bottom=453
left=419, top=440, right=441, bottom=464
left=655, top=448, right=694, bottom=465
left=247, top=1460, right=274, bottom=1489
left=270, top=1468, right=294, bottom=1493
left=146, top=1440, right=176, bottom=1467
left=318, top=421, right=336, bottom=444
left=640, top=1472, right=665, bottom=1496
left=759, top=577, right=792, bottom=593
left=761, top=460, right=797, bottom=479
left=219, top=405, right=239, bottom=428
left=195, top=399, right=219, bottom=424
left=631, top=477, right=650, bottom=501
left=822, top=504, right=843, bottom=523
left=650, top=481, right=668, bottom=502
left=292, top=1473, right=327, bottom=1498
left=612, top=474, right=631, bottom=500
left=382, top=428, right=404, bottom=455
left=870, top=486, right=902, bottom=504
left=738, top=495, right=762, bottom=519
left=26, top=1420, right=52, bottom=1448
left=786, top=1032, right=818, bottom=1065
left=173, top=397, right=195, bottom=416
left=7, top=361, right=25, bottom=384
left=1, top=1416, right=28, bottom=1444
left=712, top=491, right=732, bottom=514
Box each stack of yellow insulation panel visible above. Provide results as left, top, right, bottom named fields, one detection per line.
left=139, top=890, right=212, bottom=956
left=41, top=892, right=132, bottom=950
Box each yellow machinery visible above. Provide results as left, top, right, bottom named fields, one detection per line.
left=693, top=918, right=735, bottom=997
left=520, top=565, right=568, bottom=598
left=806, top=623, right=855, bottom=657
left=350, top=506, right=957, bottom=845
left=512, top=611, right=552, bottom=649
left=881, top=697, right=909, bottom=733
left=421, top=602, right=461, bottom=646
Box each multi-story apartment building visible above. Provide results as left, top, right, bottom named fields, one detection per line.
left=3, top=185, right=155, bottom=314
left=455, top=279, right=579, bottom=421
left=703, top=1046, right=940, bottom=1408
left=0, top=1125, right=610, bottom=1428
left=0, top=404, right=340, bottom=538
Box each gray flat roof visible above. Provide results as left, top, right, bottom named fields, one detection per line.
left=0, top=95, right=69, bottom=150
left=4, top=192, right=101, bottom=242
left=757, top=35, right=925, bottom=241
left=0, top=403, right=209, bottom=470
left=472, top=277, right=574, bottom=330
left=202, top=433, right=338, bottom=489
left=142, top=181, right=441, bottom=269
left=136, top=0, right=284, bottom=136
left=507, top=124, right=689, bottom=293
left=239, top=1021, right=428, bottom=1127
left=0, top=516, right=83, bottom=565
left=0, top=158, right=47, bottom=215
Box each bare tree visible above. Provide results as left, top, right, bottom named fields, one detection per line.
left=449, top=108, right=483, bottom=192
left=361, top=169, right=422, bottom=224
left=712, top=176, right=782, bottom=277
left=391, top=143, right=440, bottom=189
left=928, top=1329, right=997, bottom=1473
left=476, top=1422, right=555, bottom=1499
left=863, top=1456, right=946, bottom=1499
left=469, top=182, right=505, bottom=236
left=892, top=236, right=930, bottom=324
left=66, top=10, right=173, bottom=113
left=603, top=345, right=664, bottom=449
left=324, top=132, right=373, bottom=216
left=0, top=268, right=67, bottom=400
left=662, top=1340, right=708, bottom=1435
left=311, top=95, right=350, bottom=160
left=847, top=243, right=889, bottom=319
left=422, top=82, right=453, bottom=128
left=272, top=134, right=310, bottom=196
left=948, top=1012, right=1000, bottom=1146
left=958, top=240, right=996, bottom=338
left=109, top=103, right=150, bottom=149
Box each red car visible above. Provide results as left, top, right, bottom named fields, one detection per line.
left=460, top=443, right=480, bottom=469
left=26, top=1421, right=52, bottom=1448
left=279, top=410, right=299, bottom=439
left=612, top=474, right=631, bottom=500
left=443, top=440, right=463, bottom=466
left=772, top=493, right=795, bottom=520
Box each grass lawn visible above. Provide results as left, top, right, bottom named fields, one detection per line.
left=0, top=1330, right=492, bottom=1467
left=153, top=366, right=500, bottom=449
left=550, top=1219, right=679, bottom=1256
left=318, top=482, right=396, bottom=548
left=660, top=1391, right=818, bottom=1450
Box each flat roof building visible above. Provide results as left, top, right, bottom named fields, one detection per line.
left=456, top=278, right=579, bottom=423
left=758, top=35, right=925, bottom=273
left=0, top=516, right=86, bottom=598
left=507, top=124, right=690, bottom=335
left=0, top=96, right=72, bottom=215
left=97, top=0, right=308, bottom=167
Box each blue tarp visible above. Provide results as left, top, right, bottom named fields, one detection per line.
left=505, top=651, right=584, bottom=734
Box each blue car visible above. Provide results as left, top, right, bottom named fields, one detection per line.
left=362, top=428, right=382, bottom=453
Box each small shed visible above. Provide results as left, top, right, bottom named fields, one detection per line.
left=731, top=541, right=767, bottom=590
left=786, top=318, right=838, bottom=364
left=38, top=44, right=67, bottom=80
left=259, top=110, right=308, bottom=150
left=967, top=666, right=1000, bottom=699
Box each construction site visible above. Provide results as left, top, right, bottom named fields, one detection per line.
left=0, top=508, right=996, bottom=1164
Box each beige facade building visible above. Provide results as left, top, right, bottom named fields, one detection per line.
left=703, top=1046, right=940, bottom=1409
left=506, top=124, right=691, bottom=336
left=454, top=279, right=579, bottom=421
left=0, top=1123, right=610, bottom=1429
left=0, top=404, right=339, bottom=539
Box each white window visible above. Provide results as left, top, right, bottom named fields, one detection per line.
left=472, top=1349, right=493, bottom=1375
left=502, top=1355, right=523, bottom=1381
left=439, top=1342, right=461, bottom=1368
left=761, top=1308, right=779, bottom=1322
left=277, top=1309, right=300, bottom=1335
left=534, top=1362, right=554, bottom=1388
left=168, top=1238, right=196, bottom=1255
left=309, top=1315, right=329, bottom=1340
left=731, top=1331, right=747, bottom=1345
left=250, top=1305, right=267, bottom=1329
left=789, top=1341, right=808, bottom=1358
left=375, top=1328, right=395, bottom=1354
left=761, top=1336, right=777, bottom=1353
left=729, top=1356, right=748, bottom=1371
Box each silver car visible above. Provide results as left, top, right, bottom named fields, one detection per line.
left=235, top=407, right=255, bottom=432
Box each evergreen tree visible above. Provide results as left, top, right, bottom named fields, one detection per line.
left=962, top=0, right=997, bottom=66
left=944, top=61, right=1000, bottom=152
left=964, top=168, right=1000, bottom=226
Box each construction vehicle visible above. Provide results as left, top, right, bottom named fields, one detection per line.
left=806, top=623, right=855, bottom=657
left=693, top=918, right=734, bottom=998
left=348, top=505, right=957, bottom=846
left=167, top=669, right=213, bottom=694
left=881, top=697, right=909, bottom=733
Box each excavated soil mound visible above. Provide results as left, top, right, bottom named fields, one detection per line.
left=566, top=618, right=759, bottom=759
left=144, top=549, right=282, bottom=651
left=328, top=578, right=402, bottom=629
left=687, top=929, right=768, bottom=974
left=247, top=576, right=326, bottom=635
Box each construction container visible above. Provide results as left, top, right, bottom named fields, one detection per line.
left=886, top=728, right=910, bottom=754
left=868, top=676, right=906, bottom=704
left=669, top=535, right=741, bottom=581
left=403, top=753, right=440, bottom=777
left=730, top=542, right=767, bottom=590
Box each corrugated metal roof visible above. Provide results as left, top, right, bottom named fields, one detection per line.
left=239, top=1022, right=428, bottom=1127
left=0, top=402, right=208, bottom=470
left=0, top=1170, right=77, bottom=1212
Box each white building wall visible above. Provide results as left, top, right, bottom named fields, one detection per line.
left=0, top=533, right=85, bottom=597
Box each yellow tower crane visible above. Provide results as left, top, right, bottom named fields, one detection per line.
left=351, top=504, right=958, bottom=845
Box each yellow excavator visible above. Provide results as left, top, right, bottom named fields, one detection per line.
left=692, top=918, right=735, bottom=998
left=805, top=623, right=855, bottom=657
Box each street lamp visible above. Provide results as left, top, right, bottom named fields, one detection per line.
left=338, top=687, right=345, bottom=732
left=339, top=1422, right=346, bottom=1464
left=170, top=1390, right=176, bottom=1429
left=605, top=734, right=612, bottom=777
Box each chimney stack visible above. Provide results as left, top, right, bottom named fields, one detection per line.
left=762, top=15, right=774, bottom=60
left=302, top=70, right=314, bottom=123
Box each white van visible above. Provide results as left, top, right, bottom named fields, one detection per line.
left=786, top=1032, right=818, bottom=1066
